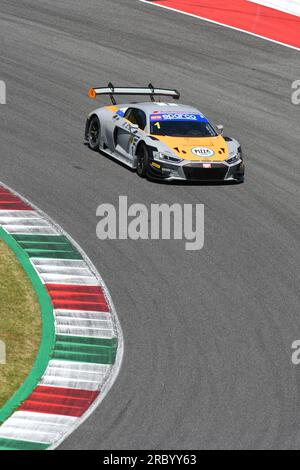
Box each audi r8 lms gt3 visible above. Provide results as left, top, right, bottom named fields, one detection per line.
left=85, top=84, right=244, bottom=182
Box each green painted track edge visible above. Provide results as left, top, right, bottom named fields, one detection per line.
left=0, top=226, right=55, bottom=424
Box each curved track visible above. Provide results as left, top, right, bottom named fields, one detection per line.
left=0, top=0, right=300, bottom=450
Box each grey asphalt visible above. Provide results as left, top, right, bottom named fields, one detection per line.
left=0, top=0, right=300, bottom=450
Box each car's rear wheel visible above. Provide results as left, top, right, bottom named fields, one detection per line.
left=88, top=116, right=101, bottom=151
left=136, top=143, right=149, bottom=178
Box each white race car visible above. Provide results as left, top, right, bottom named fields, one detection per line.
left=85, top=84, right=244, bottom=182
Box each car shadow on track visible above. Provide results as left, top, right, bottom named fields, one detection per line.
left=147, top=178, right=243, bottom=187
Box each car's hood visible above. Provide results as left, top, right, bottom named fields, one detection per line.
left=152, top=135, right=229, bottom=162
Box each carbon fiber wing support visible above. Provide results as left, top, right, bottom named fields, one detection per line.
left=88, top=83, right=180, bottom=104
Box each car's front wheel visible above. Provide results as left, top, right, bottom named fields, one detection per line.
left=136, top=143, right=149, bottom=178
left=88, top=116, right=101, bottom=151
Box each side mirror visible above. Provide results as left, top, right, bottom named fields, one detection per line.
left=130, top=123, right=139, bottom=132
left=216, top=124, right=224, bottom=135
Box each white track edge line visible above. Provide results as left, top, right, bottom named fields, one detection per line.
left=138, top=0, right=300, bottom=53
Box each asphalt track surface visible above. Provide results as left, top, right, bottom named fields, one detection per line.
left=0, top=0, right=300, bottom=450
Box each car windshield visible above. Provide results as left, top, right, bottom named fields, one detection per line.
left=150, top=115, right=217, bottom=138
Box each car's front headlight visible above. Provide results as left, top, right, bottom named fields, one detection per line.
left=153, top=151, right=183, bottom=164
left=227, top=146, right=242, bottom=164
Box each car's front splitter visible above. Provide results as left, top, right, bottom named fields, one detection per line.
left=147, top=160, right=244, bottom=182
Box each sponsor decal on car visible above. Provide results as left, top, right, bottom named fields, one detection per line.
left=150, top=113, right=208, bottom=122
left=191, top=147, right=215, bottom=157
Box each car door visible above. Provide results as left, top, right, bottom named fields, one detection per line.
left=114, top=108, right=146, bottom=162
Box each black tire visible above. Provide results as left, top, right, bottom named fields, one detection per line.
left=88, top=116, right=101, bottom=151
left=136, top=143, right=149, bottom=178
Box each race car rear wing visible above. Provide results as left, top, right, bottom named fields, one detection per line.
left=88, top=83, right=180, bottom=104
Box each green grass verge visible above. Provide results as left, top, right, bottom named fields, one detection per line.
left=0, top=240, right=41, bottom=408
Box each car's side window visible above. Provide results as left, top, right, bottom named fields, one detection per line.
left=124, top=108, right=136, bottom=124
left=124, top=108, right=146, bottom=130
left=135, top=110, right=147, bottom=130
